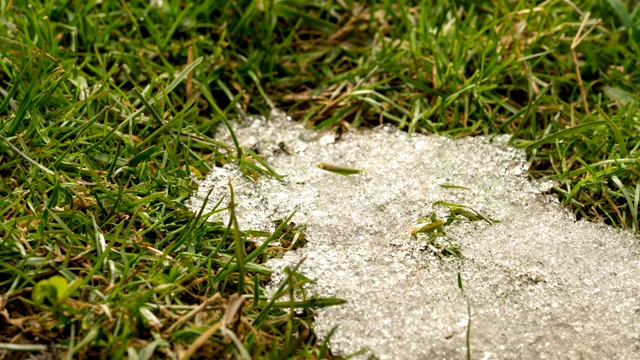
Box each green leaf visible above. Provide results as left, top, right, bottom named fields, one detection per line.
left=607, top=0, right=640, bottom=45
left=128, top=144, right=160, bottom=167
left=412, top=220, right=444, bottom=234
left=439, top=183, right=471, bottom=191
left=122, top=57, right=203, bottom=128
left=434, top=201, right=497, bottom=224
left=317, top=163, right=362, bottom=176
left=0, top=136, right=55, bottom=175
left=61, top=278, right=82, bottom=300
left=265, top=297, right=347, bottom=309
left=513, top=121, right=607, bottom=149
left=48, top=276, right=69, bottom=301
left=32, top=283, right=48, bottom=304
left=32, top=275, right=69, bottom=304
left=595, top=105, right=628, bottom=158
left=132, top=88, right=164, bottom=125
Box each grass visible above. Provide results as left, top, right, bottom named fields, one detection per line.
left=1, top=0, right=640, bottom=358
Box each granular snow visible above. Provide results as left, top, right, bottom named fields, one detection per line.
left=187, top=110, right=640, bottom=359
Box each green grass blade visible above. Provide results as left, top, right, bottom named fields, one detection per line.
left=121, top=57, right=203, bottom=128
left=0, top=136, right=55, bottom=175
left=317, top=163, right=362, bottom=175
left=228, top=179, right=246, bottom=294
left=514, top=120, right=607, bottom=149
left=595, top=105, right=628, bottom=158
left=265, top=297, right=347, bottom=309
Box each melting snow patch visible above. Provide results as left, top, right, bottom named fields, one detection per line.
left=187, top=110, right=640, bottom=359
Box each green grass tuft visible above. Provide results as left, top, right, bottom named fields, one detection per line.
left=2, top=0, right=640, bottom=358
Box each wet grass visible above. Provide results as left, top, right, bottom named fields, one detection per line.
left=1, top=0, right=639, bottom=358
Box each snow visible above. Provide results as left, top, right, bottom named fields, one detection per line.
left=188, top=110, right=640, bottom=359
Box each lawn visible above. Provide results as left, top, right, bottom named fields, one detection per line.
left=1, top=0, right=639, bottom=359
